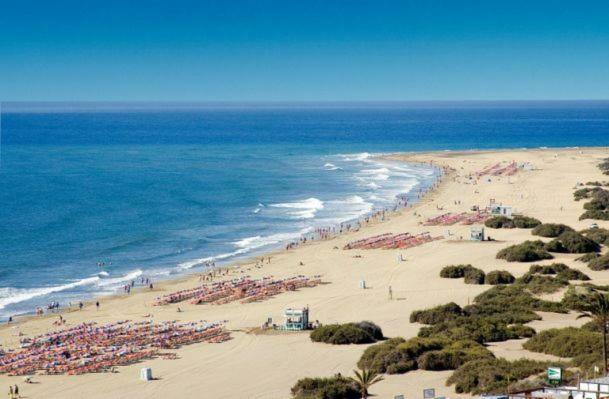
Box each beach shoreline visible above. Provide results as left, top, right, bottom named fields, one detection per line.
left=2, top=146, right=609, bottom=399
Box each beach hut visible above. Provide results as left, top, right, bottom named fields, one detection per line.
left=283, top=307, right=309, bottom=331
left=470, top=227, right=485, bottom=241
left=489, top=203, right=514, bottom=217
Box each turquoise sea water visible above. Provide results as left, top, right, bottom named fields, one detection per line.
left=1, top=102, right=608, bottom=318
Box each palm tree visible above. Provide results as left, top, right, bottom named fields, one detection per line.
left=577, top=291, right=609, bottom=376
left=349, top=368, right=384, bottom=399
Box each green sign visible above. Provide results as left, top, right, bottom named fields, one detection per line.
left=548, top=367, right=562, bottom=383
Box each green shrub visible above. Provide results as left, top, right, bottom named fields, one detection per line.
left=574, top=187, right=603, bottom=201
left=447, top=358, right=551, bottom=394
left=589, top=253, right=609, bottom=271
left=576, top=252, right=600, bottom=263
left=473, top=285, right=566, bottom=314
left=310, top=321, right=383, bottom=345
left=357, top=337, right=444, bottom=374
left=440, top=265, right=469, bottom=278
left=599, top=158, right=609, bottom=175
left=291, top=376, right=360, bottom=399
left=485, top=216, right=515, bottom=229
left=439, top=265, right=485, bottom=284
left=496, top=240, right=553, bottom=262
left=580, top=228, right=609, bottom=245
left=513, top=215, right=542, bottom=228
left=416, top=340, right=493, bottom=371
left=527, top=263, right=589, bottom=280
left=410, top=302, right=464, bottom=324
left=523, top=327, right=601, bottom=357
left=463, top=268, right=485, bottom=284
left=545, top=231, right=600, bottom=254
left=484, top=270, right=515, bottom=285
left=358, top=336, right=493, bottom=375
left=517, top=274, right=568, bottom=294
left=532, top=223, right=574, bottom=237
left=580, top=210, right=609, bottom=221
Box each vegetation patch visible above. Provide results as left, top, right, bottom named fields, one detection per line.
left=447, top=358, right=554, bottom=394
left=310, top=321, right=383, bottom=345
left=532, top=223, right=574, bottom=238
left=485, top=215, right=541, bottom=229
left=496, top=240, right=553, bottom=262
left=522, top=327, right=601, bottom=358
left=579, top=187, right=609, bottom=220
left=357, top=336, right=493, bottom=375
left=291, top=376, right=360, bottom=399
left=588, top=253, right=609, bottom=271
left=439, top=265, right=485, bottom=284
left=545, top=231, right=600, bottom=254
left=484, top=270, right=515, bottom=285
left=599, top=158, right=609, bottom=175
left=580, top=228, right=609, bottom=246
left=576, top=252, right=599, bottom=263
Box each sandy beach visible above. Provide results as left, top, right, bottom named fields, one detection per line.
left=2, top=147, right=609, bottom=399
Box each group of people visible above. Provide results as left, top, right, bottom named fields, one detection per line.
left=155, top=275, right=322, bottom=306
left=0, top=320, right=230, bottom=376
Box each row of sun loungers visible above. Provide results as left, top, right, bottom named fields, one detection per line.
left=476, top=161, right=518, bottom=177
left=424, top=211, right=489, bottom=226
left=154, top=275, right=323, bottom=306
left=343, top=232, right=442, bottom=250
left=0, top=320, right=229, bottom=376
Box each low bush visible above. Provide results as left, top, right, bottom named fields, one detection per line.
left=484, top=270, right=515, bottom=285
left=589, top=253, right=609, bottom=271
left=440, top=265, right=470, bottom=278
left=291, top=376, right=360, bottom=399
left=600, top=158, right=609, bottom=175
left=545, top=231, right=600, bottom=254
left=513, top=215, right=542, bottom=228
left=532, top=223, right=574, bottom=237
left=439, top=265, right=485, bottom=284
left=357, top=336, right=493, bottom=375
left=580, top=210, right=609, bottom=221
left=574, top=187, right=603, bottom=201
left=496, top=240, right=553, bottom=262
left=576, top=252, right=600, bottom=263
left=527, top=263, right=589, bottom=281
left=310, top=321, right=383, bottom=344
left=516, top=263, right=589, bottom=294
left=485, top=216, right=514, bottom=229
left=463, top=267, right=485, bottom=284
left=523, top=327, right=601, bottom=357
left=416, top=340, right=493, bottom=371
left=447, top=358, right=552, bottom=394
left=410, top=302, right=464, bottom=325
left=357, top=337, right=437, bottom=374
left=517, top=274, right=568, bottom=294
left=580, top=228, right=609, bottom=245
left=484, top=215, right=541, bottom=229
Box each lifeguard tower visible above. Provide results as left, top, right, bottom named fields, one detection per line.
left=283, top=307, right=309, bottom=331
left=470, top=226, right=485, bottom=241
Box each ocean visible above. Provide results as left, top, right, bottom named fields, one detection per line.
left=1, top=101, right=608, bottom=319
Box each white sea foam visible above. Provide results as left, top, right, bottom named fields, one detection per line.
left=341, top=152, right=372, bottom=162
left=0, top=276, right=101, bottom=310
left=233, top=230, right=310, bottom=251
left=270, top=197, right=324, bottom=219
left=323, top=163, right=341, bottom=171
left=96, top=269, right=143, bottom=287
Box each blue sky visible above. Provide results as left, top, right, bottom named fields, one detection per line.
left=1, top=0, right=609, bottom=101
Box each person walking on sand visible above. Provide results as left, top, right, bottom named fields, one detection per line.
left=13, top=385, right=18, bottom=399
left=96, top=301, right=100, bottom=310
left=8, top=386, right=13, bottom=399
